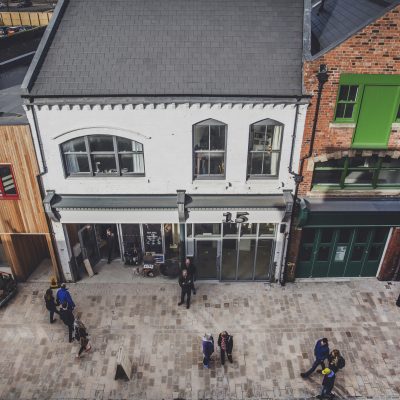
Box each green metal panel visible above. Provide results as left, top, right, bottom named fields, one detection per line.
left=306, top=212, right=400, bottom=227
left=340, top=74, right=400, bottom=86
left=327, top=229, right=354, bottom=277
left=296, top=227, right=387, bottom=279
left=352, top=85, right=399, bottom=149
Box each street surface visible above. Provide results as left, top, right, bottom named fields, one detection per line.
left=0, top=279, right=399, bottom=400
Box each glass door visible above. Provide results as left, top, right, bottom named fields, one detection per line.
left=78, top=225, right=100, bottom=267
left=195, top=240, right=220, bottom=279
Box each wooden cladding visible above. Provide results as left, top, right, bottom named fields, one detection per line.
left=0, top=125, right=49, bottom=234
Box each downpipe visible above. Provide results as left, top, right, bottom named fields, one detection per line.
left=279, top=64, right=329, bottom=286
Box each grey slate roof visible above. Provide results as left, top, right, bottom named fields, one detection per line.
left=28, top=0, right=305, bottom=97
left=311, top=0, right=400, bottom=56
left=0, top=64, right=30, bottom=124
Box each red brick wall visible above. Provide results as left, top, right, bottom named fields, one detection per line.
left=300, top=5, right=400, bottom=197
left=378, top=228, right=400, bottom=281
left=287, top=6, right=400, bottom=278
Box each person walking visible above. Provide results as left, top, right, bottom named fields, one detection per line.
left=185, top=257, right=197, bottom=295
left=202, top=333, right=214, bottom=368
left=316, top=368, right=336, bottom=399
left=217, top=331, right=233, bottom=365
left=396, top=292, right=400, bottom=307
left=178, top=269, right=193, bottom=309
left=59, top=302, right=75, bottom=343
left=74, top=317, right=92, bottom=358
left=106, top=227, right=115, bottom=264
left=328, top=349, right=345, bottom=373
left=301, top=338, right=329, bottom=378
left=44, top=288, right=59, bottom=324
left=56, top=283, right=75, bottom=310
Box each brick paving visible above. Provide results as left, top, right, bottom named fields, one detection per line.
left=0, top=279, right=399, bottom=400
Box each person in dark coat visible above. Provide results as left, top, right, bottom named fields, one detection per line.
left=316, top=368, right=336, bottom=399
left=396, top=293, right=400, bottom=307
left=217, top=331, right=233, bottom=365
left=59, top=302, right=75, bottom=342
left=178, top=269, right=193, bottom=309
left=328, top=349, right=345, bottom=373
left=74, top=317, right=92, bottom=358
left=44, top=288, right=59, bottom=323
left=185, top=257, right=197, bottom=295
left=202, top=333, right=214, bottom=368
left=56, top=283, right=75, bottom=310
left=301, top=338, right=329, bottom=378
left=106, top=227, right=115, bottom=264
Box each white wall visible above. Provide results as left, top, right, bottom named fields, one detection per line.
left=30, top=103, right=307, bottom=196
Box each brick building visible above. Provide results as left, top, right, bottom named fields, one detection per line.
left=286, top=0, right=400, bottom=281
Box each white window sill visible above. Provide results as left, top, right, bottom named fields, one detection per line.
left=329, top=122, right=356, bottom=129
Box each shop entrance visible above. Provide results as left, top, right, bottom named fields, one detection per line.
left=296, top=227, right=389, bottom=278
left=195, top=240, right=220, bottom=279
left=95, top=224, right=121, bottom=261
left=187, top=223, right=276, bottom=281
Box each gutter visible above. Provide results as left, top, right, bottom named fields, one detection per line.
left=279, top=64, right=329, bottom=286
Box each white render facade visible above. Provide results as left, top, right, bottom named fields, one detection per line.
left=26, top=101, right=307, bottom=282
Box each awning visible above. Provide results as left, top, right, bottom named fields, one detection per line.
left=44, top=191, right=293, bottom=223
left=51, top=194, right=177, bottom=209
left=298, top=197, right=400, bottom=227
left=186, top=194, right=287, bottom=209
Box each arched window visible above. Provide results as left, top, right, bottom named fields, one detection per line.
left=193, top=119, right=226, bottom=178
left=61, top=135, right=145, bottom=177
left=247, top=119, right=283, bottom=177
left=312, top=154, right=400, bottom=189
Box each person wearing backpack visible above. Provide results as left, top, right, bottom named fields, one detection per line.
left=328, top=349, right=345, bottom=373
left=74, top=317, right=91, bottom=358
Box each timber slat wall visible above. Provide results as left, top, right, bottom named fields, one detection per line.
left=0, top=124, right=60, bottom=281
left=0, top=124, right=48, bottom=234
left=0, top=12, right=52, bottom=27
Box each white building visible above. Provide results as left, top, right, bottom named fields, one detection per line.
left=22, top=0, right=309, bottom=282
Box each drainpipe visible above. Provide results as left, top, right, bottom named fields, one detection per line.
left=27, top=103, right=65, bottom=282
left=279, top=64, right=329, bottom=286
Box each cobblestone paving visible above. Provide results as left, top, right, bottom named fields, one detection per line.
left=0, top=279, right=399, bottom=400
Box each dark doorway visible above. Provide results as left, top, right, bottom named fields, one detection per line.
left=95, top=224, right=120, bottom=261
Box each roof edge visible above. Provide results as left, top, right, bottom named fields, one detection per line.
left=309, top=0, right=400, bottom=60
left=302, top=0, right=312, bottom=62
left=21, top=0, right=69, bottom=95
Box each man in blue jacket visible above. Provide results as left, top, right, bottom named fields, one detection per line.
left=301, top=338, right=329, bottom=378
left=56, top=283, right=75, bottom=310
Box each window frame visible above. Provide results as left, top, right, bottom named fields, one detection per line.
left=333, top=84, right=360, bottom=122
left=0, top=164, right=19, bottom=200
left=61, top=135, right=145, bottom=178
left=247, top=119, right=283, bottom=179
left=334, top=74, right=400, bottom=124
left=192, top=119, right=227, bottom=180
left=312, top=155, right=400, bottom=190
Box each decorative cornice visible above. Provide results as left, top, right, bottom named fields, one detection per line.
left=32, top=101, right=304, bottom=112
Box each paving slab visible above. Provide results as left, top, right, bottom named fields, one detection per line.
left=0, top=279, right=399, bottom=400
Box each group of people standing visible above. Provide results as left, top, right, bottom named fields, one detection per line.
left=301, top=338, right=346, bottom=399
left=202, top=331, right=234, bottom=368
left=43, top=283, right=92, bottom=359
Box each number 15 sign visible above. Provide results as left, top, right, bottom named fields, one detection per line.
left=223, top=212, right=249, bottom=224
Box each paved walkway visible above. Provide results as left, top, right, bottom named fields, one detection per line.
left=0, top=279, right=399, bottom=400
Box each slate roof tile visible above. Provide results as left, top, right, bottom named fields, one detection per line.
left=30, top=0, right=304, bottom=97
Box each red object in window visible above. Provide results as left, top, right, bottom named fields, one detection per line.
left=0, top=164, right=19, bottom=200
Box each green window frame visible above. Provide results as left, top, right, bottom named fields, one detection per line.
left=312, top=155, right=400, bottom=190
left=396, top=104, right=400, bottom=122
left=334, top=74, right=400, bottom=124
